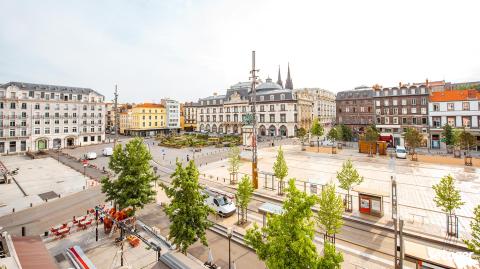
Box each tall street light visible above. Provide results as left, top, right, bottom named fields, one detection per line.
left=250, top=51, right=259, bottom=189
left=227, top=227, right=234, bottom=269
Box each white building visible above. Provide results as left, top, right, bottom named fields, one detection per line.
left=429, top=89, right=480, bottom=150
left=0, top=82, right=106, bottom=155
left=294, top=88, right=336, bottom=128
left=161, top=98, right=181, bottom=132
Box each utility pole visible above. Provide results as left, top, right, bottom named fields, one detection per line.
left=113, top=85, right=119, bottom=147
left=392, top=176, right=404, bottom=268
left=250, top=51, right=259, bottom=189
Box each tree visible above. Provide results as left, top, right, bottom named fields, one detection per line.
left=404, top=127, right=423, bottom=158
left=441, top=124, right=455, bottom=152
left=236, top=175, right=254, bottom=224
left=311, top=117, right=324, bottom=152
left=464, top=205, right=480, bottom=262
left=227, top=146, right=241, bottom=184
left=297, top=127, right=307, bottom=151
left=327, top=126, right=341, bottom=154
left=317, top=184, right=344, bottom=243
left=364, top=125, right=379, bottom=156
left=336, top=160, right=363, bottom=212
left=161, top=161, right=212, bottom=254
left=432, top=174, right=464, bottom=236
left=458, top=128, right=476, bottom=155
left=101, top=138, right=156, bottom=214
left=273, top=146, right=288, bottom=195
left=318, top=242, right=344, bottom=269
left=339, top=124, right=353, bottom=142
left=244, top=179, right=320, bottom=269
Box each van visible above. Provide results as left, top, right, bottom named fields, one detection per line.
left=103, top=147, right=113, bottom=156
left=85, top=152, right=97, bottom=160
left=395, top=146, right=407, bottom=159
left=203, top=187, right=236, bottom=217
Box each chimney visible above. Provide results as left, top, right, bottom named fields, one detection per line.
left=425, top=78, right=429, bottom=88
left=213, top=92, right=217, bottom=96
left=399, top=82, right=402, bottom=88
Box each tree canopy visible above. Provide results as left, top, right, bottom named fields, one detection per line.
left=236, top=174, right=254, bottom=224
left=101, top=138, right=156, bottom=213
left=327, top=126, right=341, bottom=142
left=364, top=125, right=379, bottom=143
left=311, top=118, right=324, bottom=137
left=441, top=124, right=455, bottom=146
left=339, top=124, right=353, bottom=142
left=273, top=146, right=288, bottom=181
left=317, top=184, right=344, bottom=237
left=457, top=128, right=476, bottom=151
left=336, top=159, right=363, bottom=195
left=464, top=205, right=480, bottom=262
left=318, top=242, right=344, bottom=269
left=297, top=127, right=307, bottom=139
left=432, top=174, right=464, bottom=216
left=404, top=127, right=423, bottom=153
left=244, top=179, right=320, bottom=269
left=161, top=161, right=212, bottom=253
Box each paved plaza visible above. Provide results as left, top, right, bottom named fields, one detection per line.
left=198, top=144, right=480, bottom=239
left=0, top=156, right=92, bottom=217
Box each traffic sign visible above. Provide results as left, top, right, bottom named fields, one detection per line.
left=82, top=160, right=88, bottom=167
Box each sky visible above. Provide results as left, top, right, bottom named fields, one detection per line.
left=1, top=0, right=479, bottom=103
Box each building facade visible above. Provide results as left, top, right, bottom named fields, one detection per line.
left=336, top=86, right=374, bottom=134
left=183, top=102, right=198, bottom=132
left=295, top=88, right=335, bottom=128
left=194, top=66, right=313, bottom=137
left=161, top=98, right=181, bottom=133
left=429, top=89, right=480, bottom=150
left=373, top=83, right=429, bottom=147
left=0, top=82, right=105, bottom=155
left=119, top=103, right=166, bottom=136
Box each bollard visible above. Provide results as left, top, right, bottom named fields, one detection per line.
left=45, top=199, right=48, bottom=202
left=12, top=208, right=15, bottom=213
left=30, top=203, right=33, bottom=207
left=58, top=194, right=61, bottom=198
left=44, top=231, right=48, bottom=237
left=22, top=226, right=26, bottom=236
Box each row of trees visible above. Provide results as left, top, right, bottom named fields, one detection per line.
left=442, top=124, right=477, bottom=154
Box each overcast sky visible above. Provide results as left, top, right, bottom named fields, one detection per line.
left=1, top=0, right=479, bottom=103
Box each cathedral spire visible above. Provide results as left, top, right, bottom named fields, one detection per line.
left=276, top=65, right=283, bottom=88
left=285, top=63, right=293, bottom=90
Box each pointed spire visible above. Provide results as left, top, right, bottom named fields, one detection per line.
left=285, top=63, right=293, bottom=90
left=276, top=65, right=283, bottom=88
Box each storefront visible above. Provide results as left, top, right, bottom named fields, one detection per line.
left=353, top=186, right=389, bottom=217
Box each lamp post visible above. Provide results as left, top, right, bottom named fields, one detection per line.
left=227, top=227, right=234, bottom=269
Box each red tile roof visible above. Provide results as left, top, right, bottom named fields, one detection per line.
left=429, top=89, right=480, bottom=102
left=134, top=103, right=164, bottom=108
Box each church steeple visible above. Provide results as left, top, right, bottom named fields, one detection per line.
left=285, top=63, right=293, bottom=90
left=276, top=65, right=283, bottom=88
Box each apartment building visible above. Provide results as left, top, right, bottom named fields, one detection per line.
left=336, top=86, right=374, bottom=134
left=0, top=82, right=105, bottom=155
left=161, top=99, right=181, bottom=133
left=119, top=103, right=166, bottom=136
left=294, top=88, right=335, bottom=128
left=373, top=83, right=429, bottom=147
left=429, top=89, right=480, bottom=150
left=183, top=101, right=198, bottom=132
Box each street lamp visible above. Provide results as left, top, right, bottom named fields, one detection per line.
left=227, top=227, right=234, bottom=269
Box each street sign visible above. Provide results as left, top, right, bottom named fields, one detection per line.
left=83, top=160, right=88, bottom=167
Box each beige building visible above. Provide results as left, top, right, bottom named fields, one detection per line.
left=119, top=103, right=167, bottom=136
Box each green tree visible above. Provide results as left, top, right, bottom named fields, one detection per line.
left=297, top=127, right=307, bottom=151
left=442, top=124, right=455, bottom=151
left=311, top=118, right=325, bottom=152
left=228, top=146, right=241, bottom=184
left=458, top=128, right=476, bottom=154
left=236, top=175, right=254, bottom=224
left=245, top=179, right=320, bottom=269
left=101, top=138, right=156, bottom=214
left=336, top=160, right=364, bottom=212
left=317, top=184, right=344, bottom=243
left=327, top=126, right=341, bottom=143
left=161, top=161, right=212, bottom=254
left=339, top=124, right=353, bottom=142
left=464, top=205, right=480, bottom=262
left=404, top=127, right=423, bottom=157
left=364, top=125, right=379, bottom=156
left=433, top=174, right=465, bottom=236
left=273, top=146, right=288, bottom=195
left=318, top=242, right=344, bottom=269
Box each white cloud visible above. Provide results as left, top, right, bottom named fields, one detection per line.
left=0, top=0, right=479, bottom=102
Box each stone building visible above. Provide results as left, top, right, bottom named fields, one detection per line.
left=373, top=83, right=429, bottom=147
left=294, top=88, right=335, bottom=128
left=183, top=101, right=199, bottom=132
left=0, top=82, right=105, bottom=154
left=336, top=86, right=374, bottom=134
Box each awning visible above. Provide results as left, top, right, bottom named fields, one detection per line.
left=378, top=134, right=393, bottom=142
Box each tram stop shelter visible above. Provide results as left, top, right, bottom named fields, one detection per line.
left=258, top=202, right=284, bottom=227
left=353, top=185, right=389, bottom=217
left=306, top=178, right=330, bottom=195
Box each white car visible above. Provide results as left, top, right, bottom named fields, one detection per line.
left=85, top=152, right=97, bottom=160
left=203, top=188, right=236, bottom=217
left=102, top=147, right=113, bottom=156
left=395, top=146, right=407, bottom=159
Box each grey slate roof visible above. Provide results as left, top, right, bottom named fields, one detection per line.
left=0, top=81, right=104, bottom=97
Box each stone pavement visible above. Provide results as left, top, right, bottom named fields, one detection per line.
left=197, top=144, right=480, bottom=242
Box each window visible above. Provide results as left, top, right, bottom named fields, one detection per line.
left=393, top=108, right=398, bottom=115
left=447, top=117, right=455, bottom=127
left=10, top=102, right=16, bottom=109
left=432, top=117, right=441, bottom=128
left=401, top=99, right=407, bottom=106
left=280, top=114, right=286, bottom=123
left=447, top=103, right=454, bottom=111
left=433, top=103, right=440, bottom=111
left=410, top=88, right=416, bottom=94
left=375, top=108, right=381, bottom=115
left=270, top=105, right=274, bottom=112
left=34, top=128, right=40, bottom=134
left=392, top=99, right=398, bottom=106
left=411, top=99, right=416, bottom=105
left=260, top=114, right=265, bottom=122
left=462, top=116, right=471, bottom=127
left=9, top=141, right=16, bottom=153
left=375, top=100, right=380, bottom=107
left=393, top=90, right=397, bottom=95
left=260, top=96, right=264, bottom=101
left=422, top=117, right=427, bottom=125
left=462, top=102, right=470, bottom=111
left=64, top=127, right=68, bottom=133
left=270, top=95, right=274, bottom=101
left=385, top=117, right=389, bottom=124
left=401, top=89, right=406, bottom=95
left=412, top=118, right=417, bottom=125
left=402, top=117, right=407, bottom=124
left=421, top=98, right=427, bottom=105
left=219, top=115, right=223, bottom=122
left=91, top=136, right=95, bottom=142
left=280, top=104, right=285, bottom=111
left=21, top=141, right=26, bottom=151
left=402, top=108, right=407, bottom=114
left=45, top=128, right=50, bottom=134
left=280, top=94, right=285, bottom=100
left=383, top=108, right=389, bottom=115
left=83, top=136, right=88, bottom=142
left=393, top=117, right=398, bottom=124
left=383, top=100, right=389, bottom=106
left=21, top=103, right=27, bottom=109
left=55, top=127, right=59, bottom=133
left=411, top=108, right=417, bottom=114
left=9, top=129, right=15, bottom=137
left=421, top=108, right=427, bottom=114
left=269, top=114, right=275, bottom=123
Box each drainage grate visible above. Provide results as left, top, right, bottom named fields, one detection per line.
left=38, top=191, right=58, bottom=201
left=54, top=253, right=66, bottom=263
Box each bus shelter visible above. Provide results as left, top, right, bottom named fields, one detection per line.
left=353, top=185, right=389, bottom=217
left=258, top=202, right=284, bottom=227
left=306, top=178, right=329, bottom=195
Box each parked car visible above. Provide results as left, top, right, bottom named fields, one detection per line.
left=102, top=147, right=113, bottom=156
left=203, top=187, right=236, bottom=217
left=85, top=152, right=97, bottom=160
left=395, top=146, right=407, bottom=159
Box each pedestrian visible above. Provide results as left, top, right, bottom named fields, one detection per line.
left=186, top=155, right=190, bottom=162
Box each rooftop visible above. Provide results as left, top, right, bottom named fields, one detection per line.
left=1, top=81, right=102, bottom=97
left=430, top=89, right=480, bottom=102
left=134, top=103, right=165, bottom=109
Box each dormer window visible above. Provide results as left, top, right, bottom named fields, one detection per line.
left=280, top=94, right=285, bottom=100
left=270, top=95, right=274, bottom=101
